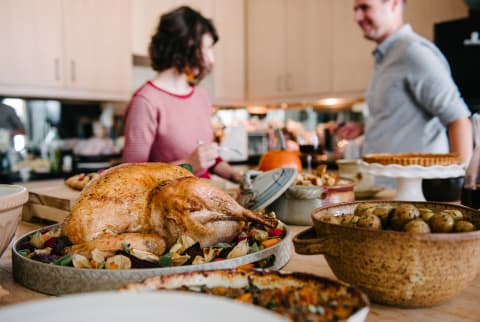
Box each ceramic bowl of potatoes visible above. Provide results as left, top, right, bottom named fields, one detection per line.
left=293, top=201, right=480, bottom=308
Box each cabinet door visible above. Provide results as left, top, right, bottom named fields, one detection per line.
left=211, top=0, right=245, bottom=103
left=286, top=0, right=332, bottom=96
left=247, top=0, right=287, bottom=99
left=332, top=0, right=374, bottom=96
left=63, top=0, right=131, bottom=97
left=405, top=0, right=468, bottom=40
left=132, top=0, right=179, bottom=56
left=187, top=0, right=214, bottom=17
left=0, top=0, right=63, bottom=89
left=132, top=0, right=213, bottom=57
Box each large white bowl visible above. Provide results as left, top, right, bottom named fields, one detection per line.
left=0, top=184, right=28, bottom=258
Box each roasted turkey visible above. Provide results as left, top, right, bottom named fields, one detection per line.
left=62, top=163, right=276, bottom=256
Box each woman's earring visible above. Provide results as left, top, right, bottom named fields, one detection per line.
left=184, top=66, right=196, bottom=83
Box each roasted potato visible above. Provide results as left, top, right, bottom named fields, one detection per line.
left=391, top=204, right=420, bottom=230
left=319, top=214, right=342, bottom=225
left=430, top=213, right=455, bottom=233
left=354, top=203, right=377, bottom=217
left=357, top=214, right=382, bottom=230
left=440, top=209, right=463, bottom=221
left=454, top=220, right=476, bottom=233
left=418, top=208, right=435, bottom=222
left=404, top=220, right=431, bottom=233
left=373, top=205, right=394, bottom=223
left=341, top=214, right=360, bottom=226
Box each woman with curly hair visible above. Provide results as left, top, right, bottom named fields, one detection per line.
left=122, top=6, right=242, bottom=182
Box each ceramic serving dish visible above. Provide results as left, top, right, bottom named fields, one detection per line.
left=12, top=224, right=291, bottom=295
left=293, top=201, right=480, bottom=307
left=0, top=184, right=28, bottom=258
left=239, top=168, right=355, bottom=226
left=122, top=269, right=370, bottom=322
left=268, top=178, right=355, bottom=226
left=0, top=291, right=288, bottom=322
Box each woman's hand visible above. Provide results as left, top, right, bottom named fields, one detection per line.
left=185, top=142, right=219, bottom=173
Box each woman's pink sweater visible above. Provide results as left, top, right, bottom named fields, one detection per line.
left=122, top=81, right=214, bottom=168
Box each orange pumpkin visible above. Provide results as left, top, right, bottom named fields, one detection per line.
left=258, top=150, right=302, bottom=172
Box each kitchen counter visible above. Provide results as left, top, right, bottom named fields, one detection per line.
left=1, top=221, right=479, bottom=321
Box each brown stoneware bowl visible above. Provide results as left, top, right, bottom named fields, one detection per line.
left=293, top=201, right=480, bottom=308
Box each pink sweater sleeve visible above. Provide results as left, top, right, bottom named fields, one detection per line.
left=122, top=96, right=158, bottom=162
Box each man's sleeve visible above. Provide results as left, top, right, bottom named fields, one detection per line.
left=405, top=42, right=471, bottom=126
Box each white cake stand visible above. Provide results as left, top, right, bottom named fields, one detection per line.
left=359, top=161, right=465, bottom=201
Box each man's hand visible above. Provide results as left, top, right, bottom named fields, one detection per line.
left=334, top=121, right=364, bottom=140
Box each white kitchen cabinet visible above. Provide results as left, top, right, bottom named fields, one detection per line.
left=0, top=0, right=64, bottom=89
left=62, top=0, right=131, bottom=98
left=131, top=0, right=243, bottom=103
left=331, top=1, right=374, bottom=97
left=132, top=0, right=213, bottom=56
left=405, top=0, right=468, bottom=41
left=211, top=0, right=245, bottom=104
left=0, top=0, right=132, bottom=101
left=246, top=0, right=285, bottom=99
left=247, top=0, right=332, bottom=100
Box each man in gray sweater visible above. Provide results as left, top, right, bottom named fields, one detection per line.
left=336, top=0, right=472, bottom=165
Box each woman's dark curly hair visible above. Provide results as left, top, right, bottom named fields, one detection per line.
left=149, top=6, right=219, bottom=79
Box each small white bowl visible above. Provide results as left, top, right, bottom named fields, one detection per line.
left=0, top=184, right=28, bottom=258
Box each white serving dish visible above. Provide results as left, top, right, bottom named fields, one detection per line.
left=0, top=290, right=287, bottom=322
left=0, top=184, right=28, bottom=258
left=123, top=269, right=370, bottom=322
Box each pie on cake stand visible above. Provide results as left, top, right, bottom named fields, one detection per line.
left=359, top=153, right=465, bottom=201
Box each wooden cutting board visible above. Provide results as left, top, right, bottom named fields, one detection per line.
left=19, top=179, right=80, bottom=223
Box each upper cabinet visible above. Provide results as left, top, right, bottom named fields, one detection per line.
left=62, top=0, right=132, bottom=98
left=132, top=0, right=180, bottom=56
left=246, top=0, right=469, bottom=102
left=0, top=0, right=64, bottom=90
left=247, top=0, right=332, bottom=101
left=404, top=0, right=469, bottom=40
left=132, top=0, right=213, bottom=56
left=0, top=0, right=132, bottom=102
left=131, top=0, right=244, bottom=104
left=211, top=0, right=245, bottom=104
left=331, top=1, right=374, bottom=97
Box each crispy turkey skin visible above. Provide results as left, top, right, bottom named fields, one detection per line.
left=62, top=163, right=276, bottom=256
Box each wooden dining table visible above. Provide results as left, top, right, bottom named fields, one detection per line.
left=0, top=188, right=479, bottom=321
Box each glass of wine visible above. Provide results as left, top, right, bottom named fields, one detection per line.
left=298, top=131, right=321, bottom=173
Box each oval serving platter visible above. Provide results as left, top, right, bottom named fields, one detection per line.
left=12, top=224, right=292, bottom=295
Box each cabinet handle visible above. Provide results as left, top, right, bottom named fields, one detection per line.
left=286, top=73, right=293, bottom=91
left=70, top=60, right=76, bottom=82
left=276, top=75, right=284, bottom=92
left=54, top=58, right=60, bottom=81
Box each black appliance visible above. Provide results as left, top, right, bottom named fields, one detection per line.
left=58, top=102, right=102, bottom=139
left=434, top=13, right=480, bottom=112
